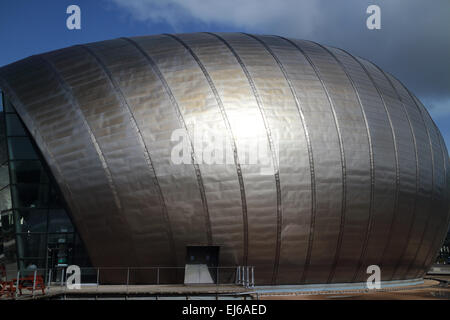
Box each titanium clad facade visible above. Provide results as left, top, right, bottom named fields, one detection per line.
left=0, top=33, right=448, bottom=285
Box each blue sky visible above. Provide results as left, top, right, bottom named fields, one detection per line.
left=0, top=0, right=449, bottom=152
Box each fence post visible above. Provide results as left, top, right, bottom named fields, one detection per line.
left=64, top=268, right=68, bottom=295
left=96, top=268, right=100, bottom=291
left=15, top=271, right=20, bottom=298
left=246, top=266, right=250, bottom=288
left=60, top=268, right=65, bottom=287
left=47, top=269, right=52, bottom=288
left=217, top=267, right=219, bottom=286
left=251, top=266, right=255, bottom=288
left=126, top=268, right=130, bottom=295
left=32, top=270, right=37, bottom=297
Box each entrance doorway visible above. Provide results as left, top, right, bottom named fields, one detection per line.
left=184, top=246, right=219, bottom=284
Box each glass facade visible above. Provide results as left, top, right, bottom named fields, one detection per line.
left=437, top=229, right=450, bottom=264
left=0, top=90, right=90, bottom=281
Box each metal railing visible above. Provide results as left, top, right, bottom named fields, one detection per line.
left=0, top=265, right=255, bottom=299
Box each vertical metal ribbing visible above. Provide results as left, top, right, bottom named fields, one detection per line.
left=207, top=32, right=282, bottom=284
left=77, top=44, right=177, bottom=266
left=243, top=33, right=317, bottom=285
left=347, top=57, right=399, bottom=282
left=400, top=88, right=435, bottom=279
left=375, top=67, right=420, bottom=280
left=434, top=126, right=450, bottom=259
left=41, top=52, right=124, bottom=213
left=316, top=45, right=374, bottom=284
left=433, top=123, right=450, bottom=229
left=38, top=53, right=141, bottom=266
left=408, top=93, right=445, bottom=278
left=121, top=37, right=213, bottom=245
left=169, top=33, right=249, bottom=266
left=279, top=37, right=346, bottom=284
left=0, top=68, right=81, bottom=219
left=424, top=115, right=449, bottom=275
left=419, top=122, right=448, bottom=277
left=378, top=74, right=419, bottom=281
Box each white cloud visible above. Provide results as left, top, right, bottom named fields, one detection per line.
left=109, top=0, right=322, bottom=34
left=427, top=103, right=450, bottom=118
left=108, top=0, right=450, bottom=113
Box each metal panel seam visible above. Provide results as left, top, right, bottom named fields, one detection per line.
left=43, top=50, right=124, bottom=213
left=279, top=37, right=346, bottom=284
left=0, top=70, right=77, bottom=211
left=169, top=33, right=249, bottom=265
left=207, top=32, right=282, bottom=284
left=0, top=60, right=89, bottom=263
left=408, top=92, right=445, bottom=278
left=244, top=33, right=317, bottom=285
left=320, top=46, right=374, bottom=284
left=78, top=44, right=177, bottom=266
left=349, top=57, right=400, bottom=282
left=399, top=86, right=435, bottom=279
left=420, top=124, right=448, bottom=277
left=121, top=36, right=213, bottom=245
left=375, top=67, right=420, bottom=280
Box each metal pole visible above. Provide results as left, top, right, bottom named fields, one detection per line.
left=96, top=268, right=100, bottom=292
left=241, top=266, right=243, bottom=285
left=47, top=269, right=52, bottom=288
left=240, top=266, right=242, bottom=284
left=217, top=267, right=219, bottom=286
left=246, top=266, right=249, bottom=288
left=235, top=266, right=239, bottom=284
left=64, top=268, right=67, bottom=295
left=157, top=267, right=159, bottom=285
left=16, top=271, right=20, bottom=298
left=60, top=268, right=64, bottom=287
left=126, top=268, right=129, bottom=295
left=251, top=266, right=255, bottom=288
left=32, top=270, right=37, bottom=297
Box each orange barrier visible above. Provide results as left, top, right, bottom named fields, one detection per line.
left=0, top=275, right=46, bottom=298
left=0, top=280, right=16, bottom=298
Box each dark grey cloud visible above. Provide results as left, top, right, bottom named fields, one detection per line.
left=109, top=0, right=450, bottom=118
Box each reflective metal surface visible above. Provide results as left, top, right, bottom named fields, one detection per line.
left=0, top=33, right=448, bottom=285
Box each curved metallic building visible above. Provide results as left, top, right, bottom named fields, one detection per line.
left=0, top=33, right=448, bottom=285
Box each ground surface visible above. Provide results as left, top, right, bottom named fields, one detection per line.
left=2, top=276, right=449, bottom=300
left=258, top=278, right=450, bottom=300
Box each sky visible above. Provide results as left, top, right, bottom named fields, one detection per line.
left=0, top=0, right=449, bottom=152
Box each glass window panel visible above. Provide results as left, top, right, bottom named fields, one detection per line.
left=10, top=160, right=48, bottom=184
left=47, top=233, right=74, bottom=266
left=16, top=233, right=47, bottom=260
left=11, top=183, right=49, bottom=209
left=15, top=209, right=48, bottom=233
left=47, top=232, right=74, bottom=245
left=1, top=210, right=15, bottom=235
left=4, top=97, right=15, bottom=113
left=48, top=185, right=64, bottom=208
left=5, top=113, right=26, bottom=136
left=0, top=112, right=5, bottom=135
left=0, top=185, right=11, bottom=211
left=0, top=137, right=7, bottom=164
left=2, top=238, right=17, bottom=279
left=72, top=233, right=90, bottom=267
left=48, top=209, right=73, bottom=233
left=19, top=258, right=47, bottom=272
left=7, top=137, right=38, bottom=160
left=0, top=163, right=9, bottom=189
